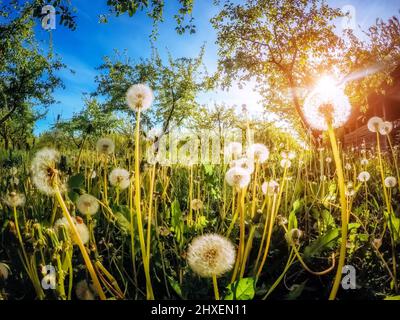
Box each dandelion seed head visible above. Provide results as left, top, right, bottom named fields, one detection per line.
left=109, top=168, right=130, bottom=190
left=126, top=84, right=154, bottom=112
left=54, top=217, right=89, bottom=245
left=261, top=180, right=279, bottom=195
left=384, top=176, right=397, bottom=188
left=96, top=138, right=115, bottom=155
left=358, top=171, right=371, bottom=182
left=224, top=142, right=243, bottom=159
left=345, top=163, right=352, bottom=170
left=280, top=159, right=292, bottom=168
left=379, top=121, right=393, bottom=135
left=225, top=167, right=251, bottom=189
left=302, top=76, right=351, bottom=130
left=285, top=228, right=303, bottom=246
left=367, top=116, right=383, bottom=133
left=360, top=158, right=368, bottom=166
left=187, top=233, right=236, bottom=278
left=230, top=157, right=254, bottom=174
left=246, top=143, right=269, bottom=163
left=325, top=157, right=332, bottom=163
left=191, top=199, right=204, bottom=211
left=4, top=191, right=25, bottom=208
left=76, top=194, right=99, bottom=216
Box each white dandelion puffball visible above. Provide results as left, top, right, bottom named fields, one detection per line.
left=31, top=148, right=64, bottom=195
left=285, top=228, right=303, bottom=246
left=146, top=127, right=163, bottom=141
left=76, top=280, right=97, bottom=300
left=191, top=199, right=204, bottom=211
left=225, top=167, right=251, bottom=189
left=280, top=159, right=292, bottom=168
left=0, top=262, right=9, bottom=280
left=246, top=143, right=269, bottom=163
left=302, top=76, right=351, bottom=130
left=325, top=157, right=332, bottom=163
left=384, top=176, right=397, bottom=188
left=288, top=151, right=296, bottom=160
left=367, top=116, right=383, bottom=133
left=358, top=171, right=371, bottom=182
left=96, top=138, right=115, bottom=155
left=54, top=217, right=89, bottom=245
left=224, top=142, right=243, bottom=159
left=4, top=192, right=25, bottom=208
left=230, top=157, right=255, bottom=174
left=262, top=180, right=279, bottom=196
left=187, top=233, right=236, bottom=278
left=109, top=168, right=130, bottom=190
left=379, top=121, right=393, bottom=135
left=126, top=83, right=154, bottom=112
left=360, top=159, right=369, bottom=166
left=345, top=163, right=352, bottom=170
left=76, top=194, right=99, bottom=216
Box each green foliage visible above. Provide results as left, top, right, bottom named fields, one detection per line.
left=225, top=278, right=255, bottom=300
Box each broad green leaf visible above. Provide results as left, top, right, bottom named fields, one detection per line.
left=168, top=276, right=183, bottom=299
left=68, top=173, right=85, bottom=189
left=224, top=277, right=255, bottom=300
left=304, top=228, right=340, bottom=259
left=114, top=212, right=131, bottom=234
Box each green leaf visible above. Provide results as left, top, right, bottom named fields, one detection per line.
left=384, top=295, right=400, bottom=300
left=304, top=228, right=340, bottom=259
left=114, top=212, right=131, bottom=234
left=224, top=277, right=255, bottom=300
left=68, top=173, right=85, bottom=189
left=285, top=281, right=307, bottom=300
left=167, top=276, right=183, bottom=299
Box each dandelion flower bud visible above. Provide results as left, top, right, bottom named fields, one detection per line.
left=75, top=280, right=97, bottom=300
left=384, top=176, right=397, bottom=188
left=76, top=194, right=99, bottom=216
left=246, top=143, right=269, bottom=163
left=357, top=171, right=371, bottom=182
left=4, top=191, right=25, bottom=208
left=126, top=83, right=154, bottom=112
left=191, top=199, right=204, bottom=211
left=225, top=167, right=251, bottom=189
left=31, top=148, right=65, bottom=195
left=230, top=157, right=254, bottom=174
left=285, top=228, right=303, bottom=246
left=367, top=116, right=383, bottom=133
left=261, top=180, right=279, bottom=195
left=379, top=121, right=393, bottom=135
left=54, top=217, right=89, bottom=245
left=0, top=262, right=9, bottom=280
left=109, top=168, right=130, bottom=190
left=96, top=138, right=115, bottom=155
left=187, top=234, right=236, bottom=278
left=224, top=142, right=242, bottom=159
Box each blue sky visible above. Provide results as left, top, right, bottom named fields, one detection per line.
left=32, top=0, right=400, bottom=134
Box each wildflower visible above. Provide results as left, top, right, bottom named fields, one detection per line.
left=246, top=143, right=269, bottom=163
left=54, top=216, right=89, bottom=245
left=230, top=157, right=254, bottom=174
left=384, top=176, right=397, bottom=188
left=31, top=148, right=65, bottom=195
left=302, top=76, right=351, bottom=130
left=126, top=83, right=154, bottom=112
left=325, top=157, right=332, bottom=163
left=96, top=138, right=115, bottom=155
left=367, top=116, right=383, bottom=133
left=261, top=180, right=279, bottom=195
left=285, top=228, right=303, bottom=246
left=225, top=167, right=251, bottom=189
left=224, top=142, right=242, bottom=159
left=191, top=199, right=204, bottom=211
left=76, top=194, right=99, bottom=216
left=109, top=168, right=130, bottom=190
left=379, top=121, right=393, bottom=135
left=0, top=262, right=9, bottom=280
left=345, top=186, right=355, bottom=197
left=3, top=191, right=25, bottom=208
left=358, top=171, right=371, bottom=182
left=360, top=159, right=368, bottom=166
left=76, top=280, right=97, bottom=300
left=187, top=233, right=236, bottom=278
left=280, top=159, right=292, bottom=168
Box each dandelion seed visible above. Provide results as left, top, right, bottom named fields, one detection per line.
left=187, top=233, right=236, bottom=278
left=379, top=121, right=393, bottom=135
left=54, top=217, right=89, bottom=245
left=31, top=148, right=65, bottom=195
left=261, top=180, right=279, bottom=195
left=191, top=199, right=204, bottom=211
left=285, top=228, right=303, bottom=246
left=3, top=191, right=25, bottom=208
left=367, top=116, right=383, bottom=133
left=109, top=168, right=130, bottom=190
left=225, top=167, right=251, bottom=189
left=96, top=138, right=115, bottom=155
left=76, top=194, right=99, bottom=216
left=358, top=171, right=371, bottom=182
left=247, top=143, right=269, bottom=163
left=126, top=84, right=154, bottom=112
left=302, top=76, right=351, bottom=130
left=224, top=142, right=242, bottom=159
left=384, top=176, right=397, bottom=188
left=230, top=157, right=254, bottom=174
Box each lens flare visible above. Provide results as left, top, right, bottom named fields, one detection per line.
left=303, top=76, right=351, bottom=131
